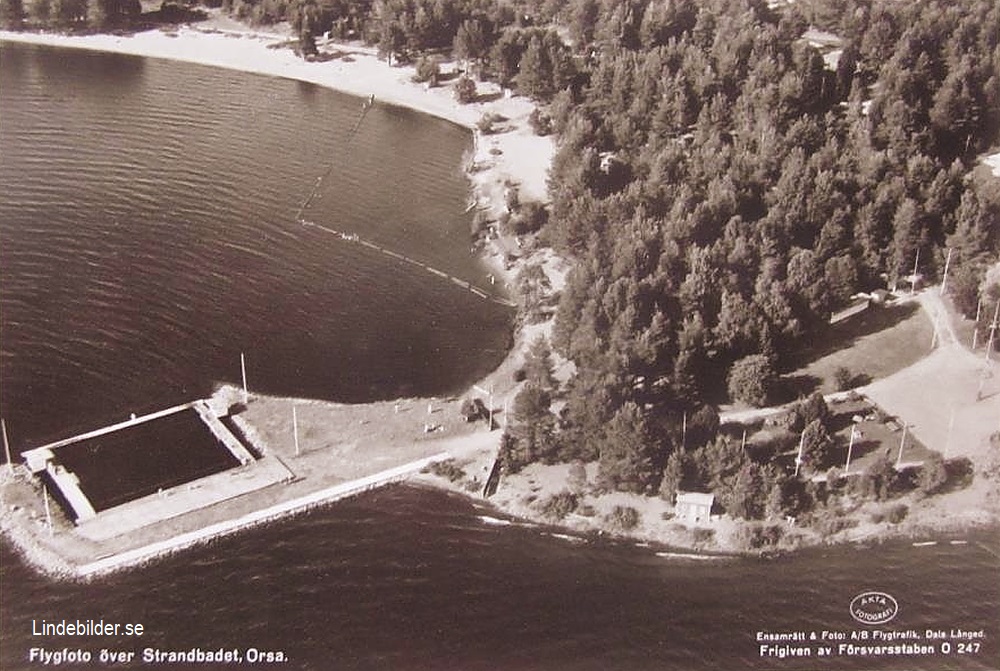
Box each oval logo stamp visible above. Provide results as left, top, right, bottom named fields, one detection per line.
left=850, top=592, right=899, bottom=625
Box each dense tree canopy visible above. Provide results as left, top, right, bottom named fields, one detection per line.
left=532, top=0, right=1000, bottom=493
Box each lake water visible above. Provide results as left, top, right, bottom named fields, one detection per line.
left=0, top=41, right=511, bottom=450
left=1, top=41, right=998, bottom=671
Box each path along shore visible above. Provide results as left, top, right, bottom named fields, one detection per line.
left=0, top=21, right=562, bottom=578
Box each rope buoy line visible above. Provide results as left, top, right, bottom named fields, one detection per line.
left=293, top=95, right=515, bottom=310
left=294, top=95, right=374, bottom=222
left=299, top=220, right=516, bottom=308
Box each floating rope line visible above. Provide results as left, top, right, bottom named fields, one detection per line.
left=294, top=95, right=514, bottom=310
left=294, top=95, right=374, bottom=222
left=300, top=220, right=516, bottom=308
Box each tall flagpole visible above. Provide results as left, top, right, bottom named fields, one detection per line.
left=241, top=352, right=249, bottom=405
left=986, top=301, right=1000, bottom=364
left=794, top=429, right=805, bottom=477
left=845, top=425, right=857, bottom=474
left=940, top=248, right=953, bottom=296
left=896, top=424, right=907, bottom=467
left=681, top=412, right=687, bottom=449
left=43, top=481, right=53, bottom=536
left=488, top=385, right=494, bottom=432
left=1, top=418, right=12, bottom=476
left=292, top=405, right=300, bottom=456
left=973, top=295, right=983, bottom=349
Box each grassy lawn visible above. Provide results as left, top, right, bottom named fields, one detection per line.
left=743, top=396, right=934, bottom=479
left=779, top=299, right=935, bottom=397
left=824, top=396, right=934, bottom=472
left=942, top=290, right=1000, bottom=363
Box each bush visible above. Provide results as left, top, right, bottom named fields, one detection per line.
left=505, top=185, right=520, bottom=213
left=512, top=202, right=548, bottom=235
left=567, top=461, right=588, bottom=494
left=945, top=456, right=975, bottom=489
left=413, top=56, right=440, bottom=86
left=886, top=502, right=908, bottom=523
left=727, top=354, right=776, bottom=407
left=454, top=75, right=476, bottom=104
left=477, top=113, right=501, bottom=134
left=733, top=523, right=785, bottom=550
left=917, top=452, right=948, bottom=495
left=423, top=459, right=465, bottom=482
left=691, top=528, right=715, bottom=545
left=795, top=392, right=830, bottom=432
left=605, top=505, right=640, bottom=531
left=853, top=451, right=898, bottom=501
left=460, top=398, right=478, bottom=422
left=813, top=514, right=859, bottom=537
left=834, top=366, right=854, bottom=391
left=528, top=108, right=553, bottom=135
left=871, top=503, right=908, bottom=524
left=539, top=491, right=577, bottom=520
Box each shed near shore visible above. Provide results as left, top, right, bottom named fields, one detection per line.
left=675, top=492, right=715, bottom=524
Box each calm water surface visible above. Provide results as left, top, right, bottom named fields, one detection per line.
left=0, top=42, right=998, bottom=671
left=0, top=41, right=511, bottom=450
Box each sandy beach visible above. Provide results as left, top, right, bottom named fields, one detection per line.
left=0, top=21, right=554, bottom=212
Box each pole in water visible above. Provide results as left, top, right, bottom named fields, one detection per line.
left=292, top=405, right=300, bottom=457
left=1, top=418, right=12, bottom=476
left=241, top=352, right=249, bottom=405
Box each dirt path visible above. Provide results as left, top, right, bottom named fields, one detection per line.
left=861, top=290, right=999, bottom=459
left=721, top=289, right=1000, bottom=460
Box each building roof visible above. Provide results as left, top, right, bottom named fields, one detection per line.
left=676, top=491, right=715, bottom=507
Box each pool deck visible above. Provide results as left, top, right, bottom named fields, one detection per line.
left=0, top=387, right=501, bottom=579
left=76, top=454, right=294, bottom=542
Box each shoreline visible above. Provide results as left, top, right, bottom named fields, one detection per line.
left=0, top=22, right=554, bottom=219
left=0, top=21, right=559, bottom=578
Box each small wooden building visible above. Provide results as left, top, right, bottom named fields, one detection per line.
left=675, top=491, right=715, bottom=524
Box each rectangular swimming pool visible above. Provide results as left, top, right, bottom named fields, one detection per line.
left=52, top=408, right=241, bottom=512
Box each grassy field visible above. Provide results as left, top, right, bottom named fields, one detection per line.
left=780, top=297, right=935, bottom=397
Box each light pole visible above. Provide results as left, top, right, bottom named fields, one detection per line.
left=794, top=429, right=805, bottom=477
left=845, top=425, right=859, bottom=475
